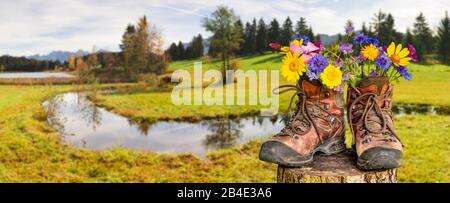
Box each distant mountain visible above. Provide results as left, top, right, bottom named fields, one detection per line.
left=317, top=34, right=341, bottom=46
left=28, top=50, right=89, bottom=62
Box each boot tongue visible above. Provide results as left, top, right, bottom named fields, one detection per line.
left=357, top=77, right=389, bottom=95
left=302, top=79, right=321, bottom=96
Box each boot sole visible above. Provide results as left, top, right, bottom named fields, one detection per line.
left=259, top=136, right=346, bottom=167
left=356, top=147, right=402, bottom=171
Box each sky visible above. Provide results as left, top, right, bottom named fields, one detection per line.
left=0, top=0, right=448, bottom=56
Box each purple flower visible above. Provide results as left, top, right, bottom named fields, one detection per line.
left=364, top=37, right=379, bottom=46
left=369, top=70, right=379, bottom=77
left=339, top=43, right=353, bottom=54
left=407, top=44, right=418, bottom=62
left=354, top=33, right=368, bottom=44
left=345, top=25, right=354, bottom=34
left=375, top=54, right=392, bottom=71
left=395, top=66, right=412, bottom=80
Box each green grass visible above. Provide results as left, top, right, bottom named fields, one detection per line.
left=0, top=53, right=449, bottom=182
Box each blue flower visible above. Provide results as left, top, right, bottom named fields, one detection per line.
left=395, top=66, right=412, bottom=80
left=364, top=37, right=379, bottom=46
left=354, top=33, right=368, bottom=44
left=295, top=35, right=309, bottom=45
left=375, top=54, right=392, bottom=71
left=307, top=55, right=328, bottom=80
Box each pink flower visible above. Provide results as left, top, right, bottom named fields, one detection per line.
left=314, top=40, right=323, bottom=52
left=299, top=41, right=320, bottom=64
left=290, top=43, right=301, bottom=54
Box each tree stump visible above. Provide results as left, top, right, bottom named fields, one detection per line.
left=277, top=150, right=397, bottom=183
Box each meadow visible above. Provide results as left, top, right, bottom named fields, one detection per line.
left=0, top=53, right=448, bottom=182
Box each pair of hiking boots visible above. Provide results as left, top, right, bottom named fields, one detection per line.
left=259, top=77, right=403, bottom=170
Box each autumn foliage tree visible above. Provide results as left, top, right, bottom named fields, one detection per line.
left=120, top=16, right=167, bottom=77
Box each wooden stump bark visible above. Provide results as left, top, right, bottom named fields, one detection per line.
left=277, top=150, right=397, bottom=183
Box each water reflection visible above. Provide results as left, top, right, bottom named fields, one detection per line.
left=202, top=119, right=243, bottom=149
left=43, top=92, right=285, bottom=157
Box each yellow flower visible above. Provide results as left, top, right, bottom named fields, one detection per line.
left=280, top=46, right=289, bottom=54
left=386, top=42, right=411, bottom=67
left=361, top=44, right=380, bottom=61
left=320, top=64, right=342, bottom=89
left=291, top=39, right=303, bottom=46
left=281, top=52, right=306, bottom=82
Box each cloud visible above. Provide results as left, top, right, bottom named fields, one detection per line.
left=0, top=0, right=448, bottom=56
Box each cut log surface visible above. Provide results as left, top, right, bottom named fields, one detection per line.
left=277, top=150, right=397, bottom=183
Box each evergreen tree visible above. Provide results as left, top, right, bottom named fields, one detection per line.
left=234, top=19, right=245, bottom=55
left=268, top=18, right=281, bottom=44
left=437, top=11, right=450, bottom=64
left=256, top=18, right=268, bottom=53
left=384, top=14, right=396, bottom=43
left=371, top=10, right=390, bottom=44
left=280, top=17, right=294, bottom=45
left=295, top=17, right=309, bottom=37
left=176, top=41, right=185, bottom=60
left=413, top=12, right=434, bottom=55
left=120, top=24, right=137, bottom=74
left=250, top=19, right=257, bottom=53
left=243, top=22, right=252, bottom=54
left=189, top=34, right=204, bottom=58
left=243, top=19, right=257, bottom=54
left=167, top=42, right=178, bottom=60
left=404, top=27, right=414, bottom=45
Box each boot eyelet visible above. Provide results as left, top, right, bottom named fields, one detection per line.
left=324, top=92, right=330, bottom=98
left=324, top=104, right=330, bottom=110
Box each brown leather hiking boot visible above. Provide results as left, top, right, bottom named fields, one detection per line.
left=259, top=79, right=346, bottom=167
left=347, top=77, right=403, bottom=170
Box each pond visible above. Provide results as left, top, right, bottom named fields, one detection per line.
left=43, top=92, right=285, bottom=157
left=0, top=72, right=74, bottom=78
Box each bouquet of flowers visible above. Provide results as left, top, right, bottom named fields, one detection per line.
left=270, top=25, right=418, bottom=89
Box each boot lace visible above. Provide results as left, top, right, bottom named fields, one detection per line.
left=348, top=89, right=402, bottom=144
left=273, top=83, right=331, bottom=143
